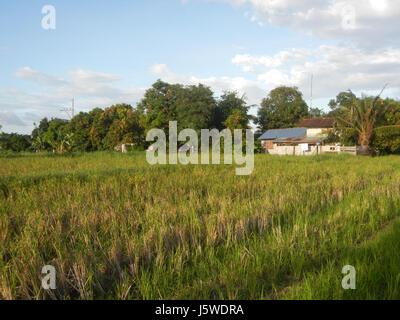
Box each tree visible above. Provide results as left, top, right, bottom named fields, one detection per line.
left=31, top=135, right=46, bottom=152
left=0, top=133, right=32, bottom=152
left=336, top=91, right=387, bottom=154
left=256, top=86, right=309, bottom=132
left=42, top=118, right=71, bottom=153
left=214, top=91, right=251, bottom=130
left=32, top=118, right=50, bottom=140
left=102, top=105, right=144, bottom=150
left=174, top=84, right=217, bottom=132
left=309, top=107, right=325, bottom=118
left=31, top=118, right=51, bottom=151
left=137, top=80, right=182, bottom=133
left=381, top=98, right=400, bottom=126
left=88, top=108, right=106, bottom=151
left=57, top=133, right=75, bottom=154
left=328, top=90, right=357, bottom=118
left=373, top=125, right=400, bottom=154
left=138, top=80, right=219, bottom=135
left=223, top=108, right=249, bottom=130
left=67, top=112, right=95, bottom=151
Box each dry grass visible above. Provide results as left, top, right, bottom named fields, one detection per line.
left=1, top=152, right=400, bottom=299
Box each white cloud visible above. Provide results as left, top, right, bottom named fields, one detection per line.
left=0, top=111, right=25, bottom=127
left=232, top=49, right=311, bottom=71
left=233, top=45, right=400, bottom=100
left=69, top=69, right=121, bottom=84
left=14, top=67, right=66, bottom=86
left=0, top=68, right=145, bottom=134
left=209, top=0, right=400, bottom=46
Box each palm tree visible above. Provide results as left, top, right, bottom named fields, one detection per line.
left=336, top=86, right=387, bottom=154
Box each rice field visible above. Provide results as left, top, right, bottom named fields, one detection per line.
left=1, top=152, right=400, bottom=300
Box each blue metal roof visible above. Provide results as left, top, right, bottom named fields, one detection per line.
left=258, top=128, right=306, bottom=140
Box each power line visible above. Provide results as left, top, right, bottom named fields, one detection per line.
left=60, top=98, right=75, bottom=119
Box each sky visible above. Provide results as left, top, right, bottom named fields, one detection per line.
left=1, top=0, right=400, bottom=134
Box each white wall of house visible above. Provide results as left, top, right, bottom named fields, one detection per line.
left=306, top=128, right=327, bottom=137
left=267, top=144, right=358, bottom=156
left=268, top=144, right=320, bottom=156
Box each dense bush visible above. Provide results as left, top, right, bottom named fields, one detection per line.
left=0, top=133, right=32, bottom=152
left=325, top=128, right=358, bottom=146
left=373, top=126, right=400, bottom=154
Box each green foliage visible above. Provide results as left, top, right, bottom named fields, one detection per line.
left=138, top=80, right=220, bottom=134
left=381, top=98, right=400, bottom=126
left=325, top=127, right=358, bottom=146
left=214, top=91, right=251, bottom=130
left=31, top=135, right=46, bottom=152
left=96, top=104, right=144, bottom=151
left=327, top=90, right=357, bottom=118
left=253, top=138, right=264, bottom=154
left=3, top=81, right=400, bottom=155
left=309, top=107, right=325, bottom=118
left=30, top=104, right=145, bottom=153
left=0, top=133, right=32, bottom=152
left=175, top=84, right=216, bottom=132
left=256, top=86, right=309, bottom=131
left=42, top=118, right=72, bottom=153
left=222, top=108, right=249, bottom=130
left=67, top=112, right=95, bottom=151
left=32, top=118, right=50, bottom=141
left=373, top=125, right=400, bottom=154
left=336, top=96, right=386, bottom=150
left=137, top=80, right=182, bottom=132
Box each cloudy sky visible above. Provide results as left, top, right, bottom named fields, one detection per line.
left=1, top=0, right=400, bottom=133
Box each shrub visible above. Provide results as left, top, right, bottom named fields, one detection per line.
left=325, top=128, right=357, bottom=146
left=373, top=125, right=400, bottom=154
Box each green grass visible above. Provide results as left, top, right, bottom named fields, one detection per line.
left=1, top=152, right=400, bottom=300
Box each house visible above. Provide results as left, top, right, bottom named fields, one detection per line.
left=259, top=128, right=306, bottom=151
left=297, top=117, right=335, bottom=137
left=270, top=136, right=326, bottom=155
left=259, top=118, right=344, bottom=156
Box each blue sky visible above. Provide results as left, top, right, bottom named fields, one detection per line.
left=1, top=0, right=399, bottom=133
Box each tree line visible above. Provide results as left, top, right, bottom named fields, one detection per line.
left=1, top=80, right=400, bottom=154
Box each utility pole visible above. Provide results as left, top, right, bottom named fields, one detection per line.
left=71, top=98, right=74, bottom=118
left=60, top=98, right=75, bottom=120
left=310, top=73, right=313, bottom=110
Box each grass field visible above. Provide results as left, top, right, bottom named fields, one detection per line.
left=1, top=152, right=400, bottom=300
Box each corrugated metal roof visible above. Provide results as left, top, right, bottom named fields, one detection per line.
left=258, top=128, right=306, bottom=140
left=298, top=118, right=334, bottom=128
left=274, top=136, right=325, bottom=144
